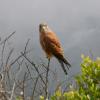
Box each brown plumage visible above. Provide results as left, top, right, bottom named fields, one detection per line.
left=39, top=23, right=71, bottom=75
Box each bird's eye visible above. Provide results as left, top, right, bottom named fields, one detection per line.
left=39, top=25, right=42, bottom=29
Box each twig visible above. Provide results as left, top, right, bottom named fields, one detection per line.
left=25, top=63, right=34, bottom=81
left=9, top=82, right=16, bottom=100
left=10, top=39, right=30, bottom=67
left=5, top=48, right=14, bottom=90
left=31, top=76, right=39, bottom=100
left=0, top=31, right=16, bottom=45
left=24, top=39, right=30, bottom=54
left=0, top=31, right=15, bottom=92
left=45, top=59, right=50, bottom=99
left=21, top=52, right=46, bottom=86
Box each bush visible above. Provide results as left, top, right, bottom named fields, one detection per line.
left=40, top=55, right=100, bottom=100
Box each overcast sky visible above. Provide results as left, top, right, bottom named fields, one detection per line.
left=0, top=0, right=100, bottom=76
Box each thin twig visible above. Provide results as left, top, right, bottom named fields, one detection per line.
left=0, top=31, right=15, bottom=92
left=21, top=52, right=46, bottom=86
left=0, top=31, right=16, bottom=45
left=5, top=48, right=14, bottom=90
left=45, top=59, right=50, bottom=99
left=9, top=82, right=16, bottom=100
left=10, top=39, right=30, bottom=68
left=31, top=76, right=39, bottom=100
left=25, top=63, right=34, bottom=81
left=24, top=39, right=30, bottom=54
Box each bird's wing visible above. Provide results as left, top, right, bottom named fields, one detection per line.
left=44, top=31, right=64, bottom=56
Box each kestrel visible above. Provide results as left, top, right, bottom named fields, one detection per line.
left=39, top=23, right=71, bottom=75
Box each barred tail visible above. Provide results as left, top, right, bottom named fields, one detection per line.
left=58, top=59, right=68, bottom=75
left=54, top=54, right=71, bottom=75
left=62, top=57, right=71, bottom=69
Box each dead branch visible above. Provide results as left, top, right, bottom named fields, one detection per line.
left=21, top=52, right=46, bottom=86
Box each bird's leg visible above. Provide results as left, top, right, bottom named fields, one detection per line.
left=45, top=58, right=50, bottom=99
left=47, top=58, right=50, bottom=69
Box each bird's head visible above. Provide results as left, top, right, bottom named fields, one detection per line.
left=39, top=23, right=49, bottom=33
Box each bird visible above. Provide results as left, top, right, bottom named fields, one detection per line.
left=39, top=23, right=71, bottom=75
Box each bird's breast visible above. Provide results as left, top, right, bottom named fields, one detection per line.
left=40, top=32, right=52, bottom=58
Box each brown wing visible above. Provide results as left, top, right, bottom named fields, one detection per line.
left=44, top=31, right=64, bottom=57
left=45, top=31, right=71, bottom=74
left=40, top=31, right=71, bottom=75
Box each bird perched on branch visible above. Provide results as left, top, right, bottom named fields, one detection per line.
left=39, top=23, right=71, bottom=75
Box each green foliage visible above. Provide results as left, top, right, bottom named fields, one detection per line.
left=75, top=55, right=100, bottom=99
left=40, top=55, right=100, bottom=100
left=16, top=96, right=23, bottom=100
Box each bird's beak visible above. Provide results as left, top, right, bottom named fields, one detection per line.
left=42, top=26, right=46, bottom=30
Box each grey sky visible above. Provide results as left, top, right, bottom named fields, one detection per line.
left=0, top=0, right=100, bottom=40
left=0, top=0, right=100, bottom=73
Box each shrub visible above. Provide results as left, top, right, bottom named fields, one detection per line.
left=40, top=55, right=100, bottom=100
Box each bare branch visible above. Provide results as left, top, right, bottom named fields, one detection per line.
left=45, top=59, right=50, bottom=99
left=21, top=52, right=46, bottom=86
left=31, top=76, right=39, bottom=100
left=0, top=31, right=16, bottom=45
left=9, top=82, right=16, bottom=100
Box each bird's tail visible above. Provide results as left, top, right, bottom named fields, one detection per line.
left=54, top=53, right=71, bottom=75
left=57, top=55, right=71, bottom=75
left=61, top=57, right=71, bottom=69
left=58, top=59, right=68, bottom=75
